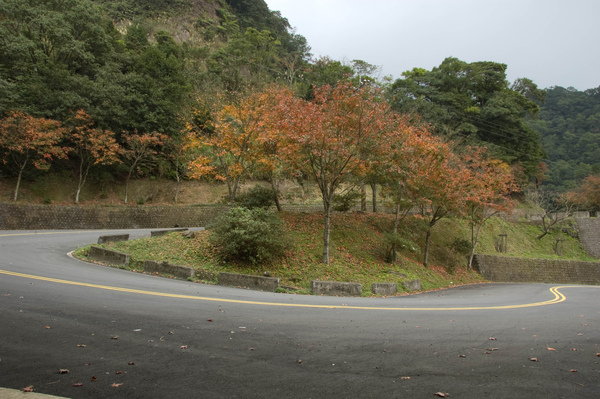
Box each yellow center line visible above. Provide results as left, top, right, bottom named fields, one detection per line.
left=0, top=269, right=576, bottom=311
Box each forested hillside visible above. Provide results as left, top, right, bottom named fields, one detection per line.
left=1, top=0, right=596, bottom=212
left=530, top=86, right=600, bottom=191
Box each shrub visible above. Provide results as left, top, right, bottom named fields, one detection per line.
left=235, top=185, right=277, bottom=210
left=333, top=190, right=361, bottom=212
left=208, top=207, right=288, bottom=264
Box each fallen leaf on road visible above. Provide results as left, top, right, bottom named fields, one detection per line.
left=529, top=358, right=539, bottom=362
left=435, top=392, right=449, bottom=397
left=487, top=348, right=499, bottom=351
left=488, top=337, right=497, bottom=341
left=111, top=383, right=123, bottom=387
left=110, top=336, right=119, bottom=340
left=128, top=362, right=135, bottom=365
left=547, top=348, right=556, bottom=351
left=44, top=326, right=51, bottom=329
left=207, top=319, right=213, bottom=322
left=76, top=344, right=87, bottom=348
left=459, top=355, right=466, bottom=358
left=570, top=369, right=578, bottom=372
left=115, top=371, right=122, bottom=375
left=59, top=369, right=69, bottom=374
left=22, top=386, right=34, bottom=392
left=180, top=345, right=188, bottom=349
left=91, top=376, right=98, bottom=382
left=73, top=382, right=83, bottom=387
left=571, top=348, right=578, bottom=351
left=401, top=376, right=411, bottom=380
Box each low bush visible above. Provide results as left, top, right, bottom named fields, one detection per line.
left=208, top=206, right=289, bottom=264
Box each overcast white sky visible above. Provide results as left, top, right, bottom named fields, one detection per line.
left=264, top=0, right=599, bottom=91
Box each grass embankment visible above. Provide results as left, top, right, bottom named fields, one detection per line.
left=76, top=211, right=592, bottom=296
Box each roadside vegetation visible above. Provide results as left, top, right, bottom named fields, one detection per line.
left=75, top=208, right=591, bottom=296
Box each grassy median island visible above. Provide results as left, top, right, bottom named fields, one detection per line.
left=76, top=211, right=592, bottom=296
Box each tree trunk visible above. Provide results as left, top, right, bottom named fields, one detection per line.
left=423, top=228, right=431, bottom=268
left=371, top=183, right=377, bottom=213
left=174, top=175, right=181, bottom=204
left=13, top=163, right=26, bottom=202
left=271, top=179, right=282, bottom=212
left=360, top=184, right=366, bottom=212
left=391, top=203, right=401, bottom=263
left=124, top=169, right=134, bottom=204
left=75, top=162, right=89, bottom=205
left=322, top=200, right=332, bottom=264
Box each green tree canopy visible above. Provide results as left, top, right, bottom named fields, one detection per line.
left=389, top=57, right=546, bottom=181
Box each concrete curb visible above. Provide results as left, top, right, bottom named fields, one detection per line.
left=218, top=272, right=280, bottom=292
left=88, top=246, right=130, bottom=267
left=310, top=281, right=362, bottom=296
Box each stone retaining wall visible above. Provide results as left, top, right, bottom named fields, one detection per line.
left=0, top=203, right=228, bottom=230
left=575, top=217, right=600, bottom=259
left=473, top=254, right=600, bottom=285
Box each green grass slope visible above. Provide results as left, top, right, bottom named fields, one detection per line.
left=78, top=211, right=593, bottom=296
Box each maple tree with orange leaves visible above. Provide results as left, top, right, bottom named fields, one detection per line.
left=0, top=111, right=67, bottom=201
left=121, top=132, right=166, bottom=204
left=67, top=110, right=121, bottom=204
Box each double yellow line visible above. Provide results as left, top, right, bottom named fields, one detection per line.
left=0, top=269, right=573, bottom=311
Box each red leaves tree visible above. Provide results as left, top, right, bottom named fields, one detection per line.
left=280, top=82, right=398, bottom=264
left=567, top=174, right=600, bottom=213
left=187, top=87, right=290, bottom=204
left=68, top=110, right=120, bottom=204
left=0, top=111, right=66, bottom=201
left=121, top=132, right=165, bottom=204
left=462, top=147, right=516, bottom=269
left=403, top=139, right=469, bottom=268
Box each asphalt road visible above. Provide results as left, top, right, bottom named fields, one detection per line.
left=0, top=229, right=599, bottom=398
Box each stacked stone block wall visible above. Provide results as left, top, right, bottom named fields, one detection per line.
left=0, top=203, right=228, bottom=230
left=575, top=216, right=600, bottom=259
left=473, top=254, right=600, bottom=285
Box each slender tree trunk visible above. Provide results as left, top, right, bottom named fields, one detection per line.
left=270, top=178, right=282, bottom=212
left=174, top=175, right=181, bottom=204
left=75, top=162, right=89, bottom=205
left=14, top=163, right=26, bottom=202
left=423, top=228, right=432, bottom=268
left=371, top=183, right=377, bottom=213
left=322, top=200, right=332, bottom=264
left=391, top=203, right=401, bottom=263
left=360, top=184, right=367, bottom=212
left=124, top=169, right=134, bottom=204
left=468, top=222, right=484, bottom=270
